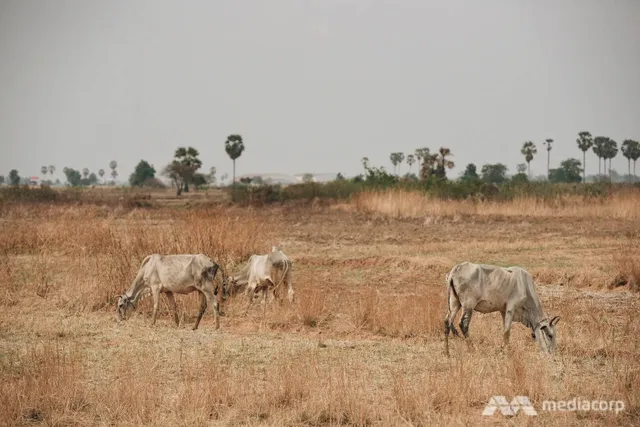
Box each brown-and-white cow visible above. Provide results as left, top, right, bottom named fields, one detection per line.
left=444, top=261, right=560, bottom=356
left=116, top=253, right=228, bottom=330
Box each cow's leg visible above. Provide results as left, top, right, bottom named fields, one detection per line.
left=459, top=308, right=473, bottom=339
left=202, top=290, right=220, bottom=330
left=261, top=287, right=268, bottom=320
left=272, top=281, right=281, bottom=306
left=244, top=285, right=253, bottom=316
left=502, top=306, right=515, bottom=346
left=458, top=308, right=475, bottom=351
left=264, top=278, right=276, bottom=309
left=192, top=291, right=207, bottom=330
left=165, top=291, right=179, bottom=327
left=243, top=283, right=256, bottom=316
left=151, top=289, right=160, bottom=326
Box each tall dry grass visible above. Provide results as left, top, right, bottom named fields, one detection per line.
left=0, top=205, right=272, bottom=316
left=1, top=202, right=639, bottom=426
left=351, top=189, right=640, bottom=220
left=344, top=287, right=442, bottom=338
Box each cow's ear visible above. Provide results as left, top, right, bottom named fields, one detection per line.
left=550, top=316, right=560, bottom=326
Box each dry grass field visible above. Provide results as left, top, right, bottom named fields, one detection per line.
left=1, top=189, right=639, bottom=426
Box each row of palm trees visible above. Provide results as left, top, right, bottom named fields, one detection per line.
left=40, top=161, right=120, bottom=184
left=361, top=147, right=456, bottom=178
left=369, top=132, right=639, bottom=183
left=521, top=133, right=640, bottom=181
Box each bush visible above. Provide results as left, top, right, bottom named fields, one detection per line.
left=142, top=178, right=166, bottom=189
left=0, top=185, right=67, bottom=204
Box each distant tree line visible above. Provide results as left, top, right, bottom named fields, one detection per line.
left=4, top=131, right=639, bottom=192
left=359, top=131, right=640, bottom=186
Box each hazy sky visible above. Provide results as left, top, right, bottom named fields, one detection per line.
left=1, top=0, right=639, bottom=181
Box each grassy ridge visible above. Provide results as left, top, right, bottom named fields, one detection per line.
left=229, top=179, right=638, bottom=205
left=3, top=179, right=638, bottom=208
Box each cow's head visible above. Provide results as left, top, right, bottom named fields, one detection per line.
left=226, top=275, right=248, bottom=298
left=533, top=316, right=560, bottom=353
left=216, top=274, right=230, bottom=302
left=204, top=264, right=230, bottom=302
left=116, top=294, right=135, bottom=321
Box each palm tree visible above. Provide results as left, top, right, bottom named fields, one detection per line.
left=603, top=138, right=618, bottom=179
left=40, top=166, right=48, bottom=177
left=592, top=137, right=607, bottom=178
left=388, top=152, right=405, bottom=175
left=520, top=141, right=537, bottom=177
left=225, top=134, right=245, bottom=187
left=420, top=152, right=439, bottom=180
left=109, top=161, right=118, bottom=184
left=627, top=140, right=640, bottom=180
left=621, top=140, right=635, bottom=181
left=98, top=169, right=105, bottom=184
left=434, top=147, right=454, bottom=179
left=173, top=147, right=202, bottom=192
left=396, top=152, right=405, bottom=175
left=82, top=168, right=89, bottom=180
left=406, top=154, right=415, bottom=174
left=361, top=157, right=369, bottom=175
left=543, top=138, right=553, bottom=179
left=414, top=148, right=429, bottom=171
left=576, top=131, right=593, bottom=182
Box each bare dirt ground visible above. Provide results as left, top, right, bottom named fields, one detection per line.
left=0, top=198, right=639, bottom=426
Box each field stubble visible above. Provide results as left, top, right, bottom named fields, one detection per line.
left=0, top=191, right=639, bottom=426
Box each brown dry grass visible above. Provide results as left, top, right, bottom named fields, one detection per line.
left=350, top=188, right=640, bottom=220
left=0, top=192, right=639, bottom=426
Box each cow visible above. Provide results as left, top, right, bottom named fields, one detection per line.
left=443, top=261, right=560, bottom=356
left=116, top=254, right=228, bottom=330
left=228, top=246, right=294, bottom=316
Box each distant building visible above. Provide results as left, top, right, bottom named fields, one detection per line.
left=29, top=176, right=40, bottom=185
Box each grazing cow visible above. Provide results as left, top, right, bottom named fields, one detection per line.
left=444, top=261, right=560, bottom=355
left=228, top=246, right=294, bottom=316
left=116, top=254, right=228, bottom=330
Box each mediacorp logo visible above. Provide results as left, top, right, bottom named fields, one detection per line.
left=483, top=396, right=626, bottom=417
left=482, top=396, right=538, bottom=416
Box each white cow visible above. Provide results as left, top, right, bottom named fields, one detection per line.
left=116, top=254, right=227, bottom=330
left=228, top=246, right=294, bottom=316
left=444, top=261, right=560, bottom=355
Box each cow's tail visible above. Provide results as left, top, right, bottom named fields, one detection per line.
left=444, top=267, right=459, bottom=357
left=274, top=259, right=291, bottom=293
left=446, top=267, right=460, bottom=308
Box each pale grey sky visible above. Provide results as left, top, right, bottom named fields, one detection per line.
left=1, top=0, right=639, bottom=181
